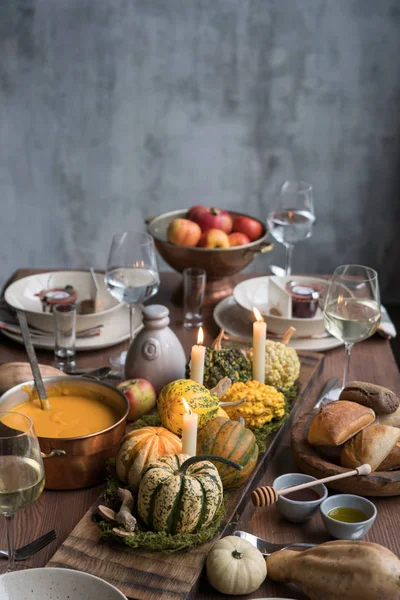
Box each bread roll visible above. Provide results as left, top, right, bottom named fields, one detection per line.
left=341, top=425, right=400, bottom=471
left=308, top=401, right=375, bottom=446
left=378, top=442, right=400, bottom=471
left=376, top=406, right=400, bottom=428
left=339, top=381, right=399, bottom=415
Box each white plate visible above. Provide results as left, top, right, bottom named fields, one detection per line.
left=214, top=296, right=343, bottom=352
left=0, top=305, right=143, bottom=351
left=233, top=275, right=328, bottom=338
left=0, top=567, right=127, bottom=600
left=4, top=271, right=123, bottom=333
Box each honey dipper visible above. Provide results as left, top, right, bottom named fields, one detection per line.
left=251, top=463, right=372, bottom=507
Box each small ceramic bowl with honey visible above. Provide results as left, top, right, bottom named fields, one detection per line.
left=320, top=494, right=377, bottom=540
left=273, top=473, right=328, bottom=523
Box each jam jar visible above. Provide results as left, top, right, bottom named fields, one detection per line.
left=286, top=282, right=320, bottom=319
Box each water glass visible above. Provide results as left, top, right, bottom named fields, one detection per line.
left=183, top=268, right=206, bottom=328
left=54, top=304, right=76, bottom=368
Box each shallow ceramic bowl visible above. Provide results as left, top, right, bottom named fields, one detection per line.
left=233, top=275, right=328, bottom=337
left=0, top=568, right=127, bottom=600
left=273, top=473, right=328, bottom=523
left=147, top=209, right=273, bottom=281
left=4, top=270, right=123, bottom=333
left=320, top=494, right=377, bottom=540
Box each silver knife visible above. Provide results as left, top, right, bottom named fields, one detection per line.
left=313, top=377, right=340, bottom=409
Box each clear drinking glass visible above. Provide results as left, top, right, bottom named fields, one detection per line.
left=54, top=304, right=76, bottom=370
left=267, top=181, right=315, bottom=275
left=183, top=268, right=206, bottom=328
left=105, top=231, right=160, bottom=369
left=0, top=412, right=45, bottom=571
left=323, top=265, right=381, bottom=400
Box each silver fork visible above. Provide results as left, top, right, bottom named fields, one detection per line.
left=233, top=530, right=316, bottom=556
left=0, top=529, right=56, bottom=560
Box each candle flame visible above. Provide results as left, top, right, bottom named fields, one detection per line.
left=197, top=326, right=204, bottom=345
left=288, top=210, right=294, bottom=221
left=337, top=294, right=343, bottom=304
left=253, top=307, right=264, bottom=322
left=182, top=397, right=192, bottom=415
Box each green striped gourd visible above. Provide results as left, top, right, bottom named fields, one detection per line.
left=197, top=417, right=259, bottom=488
left=137, top=453, right=241, bottom=534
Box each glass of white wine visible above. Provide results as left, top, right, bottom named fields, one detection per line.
left=0, top=412, right=45, bottom=571
left=105, top=231, right=160, bottom=370
left=267, top=181, right=315, bottom=276
left=323, top=265, right=381, bottom=399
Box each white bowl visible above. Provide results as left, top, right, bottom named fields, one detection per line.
left=273, top=473, right=328, bottom=523
left=4, top=271, right=124, bottom=333
left=0, top=567, right=127, bottom=600
left=233, top=275, right=327, bottom=337
left=320, top=494, right=377, bottom=540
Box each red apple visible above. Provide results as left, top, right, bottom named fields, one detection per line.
left=189, top=207, right=233, bottom=234
left=198, top=228, right=230, bottom=248
left=228, top=232, right=251, bottom=247
left=117, top=378, right=157, bottom=421
left=232, top=215, right=263, bottom=241
left=167, top=218, right=202, bottom=247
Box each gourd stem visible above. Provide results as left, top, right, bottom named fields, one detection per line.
left=180, top=455, right=243, bottom=475
left=220, top=396, right=247, bottom=408
left=232, top=549, right=243, bottom=560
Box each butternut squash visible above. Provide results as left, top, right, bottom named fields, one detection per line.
left=0, top=362, right=65, bottom=395
left=267, top=540, right=400, bottom=600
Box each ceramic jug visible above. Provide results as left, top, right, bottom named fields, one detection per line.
left=124, top=304, right=186, bottom=394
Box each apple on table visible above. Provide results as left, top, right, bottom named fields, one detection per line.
left=117, top=379, right=157, bottom=421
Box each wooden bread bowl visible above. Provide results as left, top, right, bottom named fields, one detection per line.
left=291, top=411, right=400, bottom=496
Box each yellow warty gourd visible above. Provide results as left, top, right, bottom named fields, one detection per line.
left=221, top=380, right=285, bottom=429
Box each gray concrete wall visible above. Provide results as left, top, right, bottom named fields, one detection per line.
left=1, top=0, right=399, bottom=301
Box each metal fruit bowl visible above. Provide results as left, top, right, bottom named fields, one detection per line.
left=147, top=209, right=273, bottom=305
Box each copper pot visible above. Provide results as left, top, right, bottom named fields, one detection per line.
left=147, top=209, right=274, bottom=306
left=0, top=377, right=128, bottom=490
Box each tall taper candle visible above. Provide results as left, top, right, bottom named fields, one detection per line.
left=252, top=307, right=266, bottom=383
left=190, top=327, right=205, bottom=384
left=181, top=397, right=198, bottom=456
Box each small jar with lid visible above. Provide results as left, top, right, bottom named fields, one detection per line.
left=286, top=282, right=320, bottom=319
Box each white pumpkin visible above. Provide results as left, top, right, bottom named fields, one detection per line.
left=206, top=535, right=267, bottom=595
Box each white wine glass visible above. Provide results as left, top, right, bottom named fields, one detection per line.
left=267, top=181, right=315, bottom=275
left=0, top=412, right=45, bottom=571
left=105, top=231, right=160, bottom=370
left=323, top=265, right=381, bottom=400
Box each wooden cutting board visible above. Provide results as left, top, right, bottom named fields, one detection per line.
left=47, top=350, right=324, bottom=600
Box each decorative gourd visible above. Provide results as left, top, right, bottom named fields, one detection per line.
left=0, top=362, right=66, bottom=394
left=137, top=453, right=241, bottom=534
left=206, top=535, right=267, bottom=595
left=267, top=540, right=400, bottom=600
left=158, top=379, right=244, bottom=435
left=197, top=417, right=259, bottom=488
left=116, top=426, right=182, bottom=491
left=189, top=330, right=252, bottom=390
left=215, top=407, right=229, bottom=419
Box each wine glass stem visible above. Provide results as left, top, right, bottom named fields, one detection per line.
left=285, top=244, right=294, bottom=276
left=129, top=304, right=134, bottom=343
left=342, top=343, right=353, bottom=388
left=5, top=513, right=15, bottom=571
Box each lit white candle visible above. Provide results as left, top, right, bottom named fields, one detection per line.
left=252, top=307, right=266, bottom=383
left=190, top=327, right=206, bottom=384
left=181, top=397, right=198, bottom=456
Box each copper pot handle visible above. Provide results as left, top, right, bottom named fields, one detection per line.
left=244, top=242, right=274, bottom=259
left=41, top=449, right=66, bottom=459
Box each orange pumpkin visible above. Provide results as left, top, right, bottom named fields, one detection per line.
left=116, top=426, right=182, bottom=490
left=197, top=417, right=259, bottom=488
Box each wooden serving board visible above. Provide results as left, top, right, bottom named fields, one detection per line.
left=291, top=411, right=400, bottom=497
left=47, top=351, right=324, bottom=600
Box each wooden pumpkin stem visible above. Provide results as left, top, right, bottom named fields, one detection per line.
left=281, top=326, right=296, bottom=345
left=232, top=549, right=243, bottom=560
left=180, top=455, right=243, bottom=475
left=211, top=329, right=225, bottom=351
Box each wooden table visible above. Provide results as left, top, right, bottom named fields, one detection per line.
left=0, top=270, right=399, bottom=599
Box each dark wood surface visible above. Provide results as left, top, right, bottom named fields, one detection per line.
left=0, top=270, right=399, bottom=600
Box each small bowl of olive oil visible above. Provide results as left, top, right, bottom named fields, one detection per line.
left=320, top=494, right=377, bottom=540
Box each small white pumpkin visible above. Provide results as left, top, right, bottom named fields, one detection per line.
left=206, top=535, right=267, bottom=595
